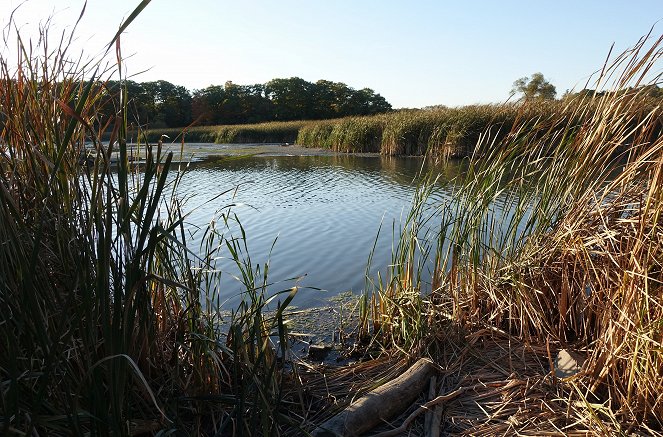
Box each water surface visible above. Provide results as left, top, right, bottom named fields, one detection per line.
left=174, top=153, right=464, bottom=308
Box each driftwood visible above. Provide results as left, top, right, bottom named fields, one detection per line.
left=312, top=358, right=437, bottom=437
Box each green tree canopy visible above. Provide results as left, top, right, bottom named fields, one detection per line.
left=265, top=77, right=314, bottom=121
left=512, top=72, right=557, bottom=101
left=104, top=77, right=392, bottom=128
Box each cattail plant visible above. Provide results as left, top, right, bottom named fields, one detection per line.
left=0, top=5, right=298, bottom=435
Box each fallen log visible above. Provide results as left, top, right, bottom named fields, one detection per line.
left=312, top=358, right=437, bottom=437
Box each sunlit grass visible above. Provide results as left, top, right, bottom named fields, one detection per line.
left=362, top=31, right=663, bottom=432
left=142, top=120, right=307, bottom=144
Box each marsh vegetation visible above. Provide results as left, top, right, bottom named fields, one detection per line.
left=1, top=6, right=661, bottom=436
left=147, top=91, right=661, bottom=161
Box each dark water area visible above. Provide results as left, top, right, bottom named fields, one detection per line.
left=172, top=153, right=466, bottom=309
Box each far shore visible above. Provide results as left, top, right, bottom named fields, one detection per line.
left=91, top=142, right=389, bottom=166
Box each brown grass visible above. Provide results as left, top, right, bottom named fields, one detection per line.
left=336, top=30, right=663, bottom=435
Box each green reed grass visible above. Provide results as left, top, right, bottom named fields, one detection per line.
left=0, top=7, right=299, bottom=436
left=141, top=120, right=307, bottom=144
left=360, top=174, right=446, bottom=353
left=297, top=104, right=544, bottom=158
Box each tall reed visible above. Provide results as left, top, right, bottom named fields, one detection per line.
left=142, top=120, right=306, bottom=144
left=367, top=31, right=663, bottom=431
left=298, top=105, right=535, bottom=157
left=0, top=7, right=298, bottom=436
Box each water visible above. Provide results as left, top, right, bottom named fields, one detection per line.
left=171, top=153, right=465, bottom=308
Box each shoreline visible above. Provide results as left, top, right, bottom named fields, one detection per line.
left=87, top=141, right=415, bottom=167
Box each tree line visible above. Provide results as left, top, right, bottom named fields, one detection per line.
left=104, top=77, right=392, bottom=129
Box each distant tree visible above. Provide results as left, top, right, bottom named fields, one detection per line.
left=561, top=84, right=663, bottom=102
left=511, top=72, right=557, bottom=101
left=141, top=80, right=192, bottom=128
left=102, top=80, right=159, bottom=127
left=342, top=88, right=391, bottom=116
left=265, top=77, right=314, bottom=121
left=192, top=85, right=225, bottom=125
left=310, top=80, right=391, bottom=118
left=225, top=82, right=273, bottom=123
left=244, top=84, right=274, bottom=122
left=562, top=88, right=606, bottom=101
left=641, top=84, right=663, bottom=99
left=312, top=80, right=350, bottom=118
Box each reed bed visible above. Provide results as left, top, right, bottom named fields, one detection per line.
left=141, top=120, right=306, bottom=144
left=299, top=98, right=660, bottom=159
left=0, top=10, right=300, bottom=436
left=296, top=103, right=582, bottom=158
left=298, top=116, right=386, bottom=153
left=357, top=31, right=663, bottom=434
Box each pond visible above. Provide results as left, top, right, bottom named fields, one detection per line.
left=169, top=148, right=466, bottom=309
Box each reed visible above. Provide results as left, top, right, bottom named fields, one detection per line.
left=296, top=118, right=337, bottom=149
left=298, top=104, right=550, bottom=157
left=362, top=31, right=663, bottom=432
left=360, top=174, right=444, bottom=353
left=141, top=120, right=307, bottom=144
left=0, top=8, right=298, bottom=436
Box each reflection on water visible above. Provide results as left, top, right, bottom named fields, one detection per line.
left=175, top=154, right=464, bottom=308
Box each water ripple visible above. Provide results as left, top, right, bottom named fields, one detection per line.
left=173, top=154, right=459, bottom=308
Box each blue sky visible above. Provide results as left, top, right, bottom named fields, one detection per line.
left=3, top=0, right=662, bottom=108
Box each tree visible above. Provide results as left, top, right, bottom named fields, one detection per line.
left=511, top=72, right=556, bottom=101
left=192, top=85, right=225, bottom=125
left=223, top=82, right=273, bottom=123
left=310, top=80, right=391, bottom=118
left=265, top=77, right=314, bottom=121
left=312, top=80, right=349, bottom=119
left=141, top=80, right=192, bottom=128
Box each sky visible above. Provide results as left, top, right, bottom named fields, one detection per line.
left=2, top=0, right=662, bottom=108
